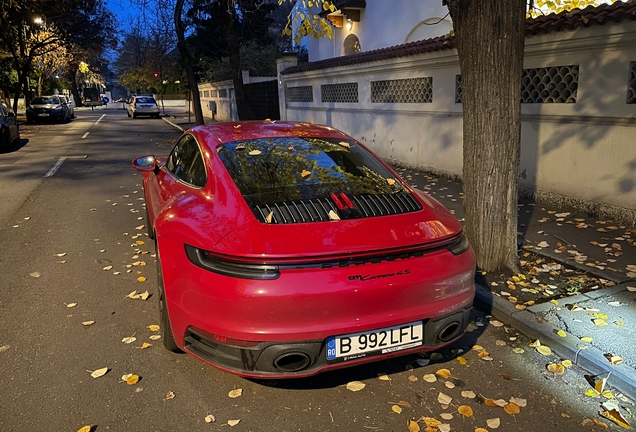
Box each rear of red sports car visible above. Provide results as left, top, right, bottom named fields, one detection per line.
left=137, top=121, right=476, bottom=378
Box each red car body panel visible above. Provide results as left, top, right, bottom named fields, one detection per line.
left=135, top=121, right=476, bottom=378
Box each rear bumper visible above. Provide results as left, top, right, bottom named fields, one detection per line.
left=184, top=306, right=472, bottom=378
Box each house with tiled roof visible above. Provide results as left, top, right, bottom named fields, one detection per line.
left=275, top=0, right=636, bottom=220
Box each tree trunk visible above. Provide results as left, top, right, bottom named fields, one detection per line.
left=445, top=0, right=525, bottom=273
left=219, top=0, right=248, bottom=120
left=174, top=0, right=205, bottom=125
left=69, top=67, right=83, bottom=107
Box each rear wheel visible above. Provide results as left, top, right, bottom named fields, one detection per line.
left=156, top=238, right=181, bottom=352
left=1, top=128, right=10, bottom=152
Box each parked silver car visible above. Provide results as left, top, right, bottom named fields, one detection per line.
left=59, top=95, right=75, bottom=119
left=126, top=95, right=160, bottom=119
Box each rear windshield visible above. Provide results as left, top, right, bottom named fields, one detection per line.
left=136, top=97, right=155, bottom=104
left=31, top=97, right=60, bottom=104
left=217, top=137, right=408, bottom=205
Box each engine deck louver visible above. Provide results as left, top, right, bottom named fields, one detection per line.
left=250, top=192, right=422, bottom=224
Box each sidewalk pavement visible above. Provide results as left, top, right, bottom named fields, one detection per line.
left=160, top=114, right=636, bottom=399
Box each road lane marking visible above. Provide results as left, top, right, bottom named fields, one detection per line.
left=82, top=132, right=89, bottom=139
left=45, top=158, right=66, bottom=177
left=95, top=114, right=106, bottom=124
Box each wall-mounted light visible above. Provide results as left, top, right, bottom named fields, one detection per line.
left=346, top=19, right=353, bottom=31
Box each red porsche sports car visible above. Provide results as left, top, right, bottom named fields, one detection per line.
left=132, top=121, right=476, bottom=378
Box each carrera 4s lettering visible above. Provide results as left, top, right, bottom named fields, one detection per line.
left=348, top=269, right=411, bottom=281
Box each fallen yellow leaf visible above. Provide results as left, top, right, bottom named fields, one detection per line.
left=148, top=324, right=160, bottom=332
left=137, top=276, right=147, bottom=283
left=556, top=330, right=567, bottom=338
left=456, top=356, right=467, bottom=365
left=504, top=402, right=521, bottom=415
left=407, top=420, right=421, bottom=432
left=77, top=426, right=92, bottom=432
left=536, top=345, right=552, bottom=356
left=581, top=337, right=593, bottom=343
left=391, top=405, right=402, bottom=414
left=346, top=381, right=365, bottom=392
left=547, top=363, right=565, bottom=375
left=126, top=374, right=139, bottom=385
left=599, top=408, right=632, bottom=429
left=435, top=368, right=452, bottom=379
left=457, top=405, right=473, bottom=417
left=228, top=389, right=243, bottom=398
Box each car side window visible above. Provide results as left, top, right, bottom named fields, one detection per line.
left=165, top=134, right=207, bottom=188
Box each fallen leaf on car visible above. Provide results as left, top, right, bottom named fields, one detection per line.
left=556, top=330, right=567, bottom=337
left=301, top=170, right=311, bottom=178
left=346, top=381, right=365, bottom=392
left=328, top=210, right=340, bottom=221
left=338, top=141, right=351, bottom=148
left=387, top=178, right=396, bottom=185
left=204, top=414, right=215, bottom=423
left=89, top=367, right=108, bottom=378
left=599, top=408, right=632, bottom=429
left=487, top=418, right=501, bottom=429
left=581, top=337, right=593, bottom=343
left=248, top=150, right=262, bottom=156
left=457, top=405, right=473, bottom=417
left=228, top=389, right=243, bottom=398
left=265, top=211, right=274, bottom=223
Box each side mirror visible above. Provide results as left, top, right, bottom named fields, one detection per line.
left=132, top=155, right=158, bottom=173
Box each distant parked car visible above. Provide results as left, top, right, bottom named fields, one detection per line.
left=59, top=95, right=75, bottom=119
left=0, top=100, right=20, bottom=152
left=127, top=95, right=160, bottom=119
left=26, top=96, right=71, bottom=123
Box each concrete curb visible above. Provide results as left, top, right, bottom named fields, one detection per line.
left=161, top=117, right=184, bottom=133
left=474, top=284, right=636, bottom=399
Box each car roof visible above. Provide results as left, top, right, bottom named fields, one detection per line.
left=189, top=121, right=351, bottom=150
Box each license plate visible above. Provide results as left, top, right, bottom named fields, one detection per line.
left=38, top=113, right=49, bottom=117
left=326, top=321, right=423, bottom=360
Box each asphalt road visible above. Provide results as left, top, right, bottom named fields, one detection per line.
left=0, top=110, right=632, bottom=431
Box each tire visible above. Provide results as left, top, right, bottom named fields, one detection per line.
left=0, top=128, right=10, bottom=152
left=156, top=238, right=181, bottom=352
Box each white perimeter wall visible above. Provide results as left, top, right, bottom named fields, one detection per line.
left=282, top=21, right=636, bottom=211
